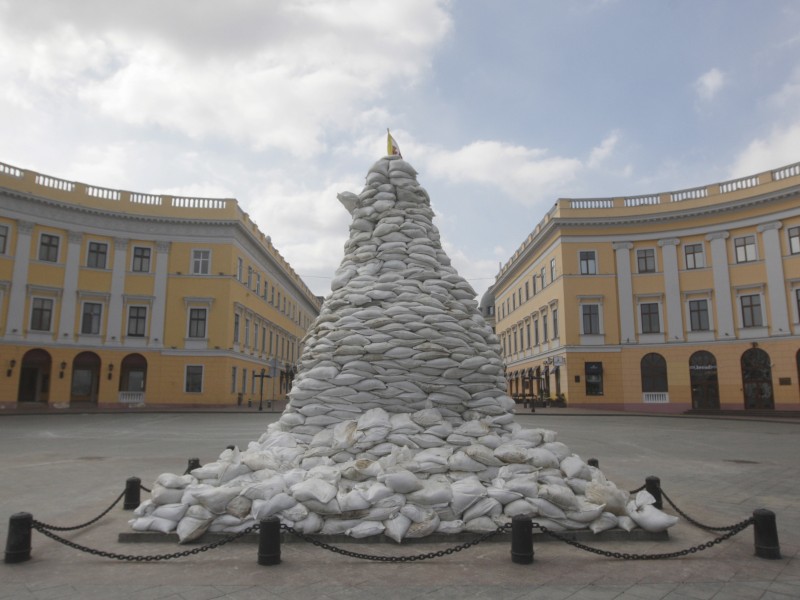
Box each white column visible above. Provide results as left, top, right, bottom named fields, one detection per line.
left=58, top=231, right=83, bottom=341
left=149, top=241, right=170, bottom=347
left=6, top=221, right=34, bottom=339
left=613, top=242, right=636, bottom=343
left=758, top=222, right=790, bottom=335
left=658, top=238, right=683, bottom=341
left=706, top=232, right=734, bottom=337
left=105, top=238, right=128, bottom=345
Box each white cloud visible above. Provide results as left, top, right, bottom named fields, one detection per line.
left=729, top=121, right=800, bottom=177
left=695, top=68, right=726, bottom=102
left=588, top=131, right=620, bottom=168
left=422, top=141, right=582, bottom=206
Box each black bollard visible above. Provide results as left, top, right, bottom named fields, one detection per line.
left=588, top=458, right=599, bottom=468
left=258, top=516, right=281, bottom=566
left=123, top=477, right=142, bottom=510
left=645, top=476, right=662, bottom=509
left=4, top=512, right=32, bottom=564
left=186, top=458, right=201, bottom=474
left=753, top=509, right=781, bottom=559
left=510, top=515, right=534, bottom=565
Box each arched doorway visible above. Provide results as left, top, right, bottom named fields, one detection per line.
left=119, top=353, right=147, bottom=403
left=71, top=352, right=101, bottom=404
left=741, top=348, right=774, bottom=409
left=18, top=349, right=51, bottom=403
left=689, top=351, right=719, bottom=409
left=641, top=353, right=668, bottom=403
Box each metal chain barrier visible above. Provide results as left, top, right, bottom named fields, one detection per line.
left=280, top=523, right=510, bottom=562
left=534, top=516, right=754, bottom=560
left=629, top=484, right=646, bottom=494
left=140, top=484, right=151, bottom=493
left=659, top=488, right=741, bottom=532
left=34, top=490, right=126, bottom=532
left=31, top=521, right=259, bottom=562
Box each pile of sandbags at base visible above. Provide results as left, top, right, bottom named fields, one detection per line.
left=129, top=407, right=679, bottom=543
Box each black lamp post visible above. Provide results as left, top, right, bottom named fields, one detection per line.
left=257, top=367, right=266, bottom=411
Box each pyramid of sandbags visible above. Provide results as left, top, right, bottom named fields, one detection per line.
left=130, top=155, right=677, bottom=542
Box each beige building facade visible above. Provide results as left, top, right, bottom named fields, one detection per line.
left=493, top=162, right=800, bottom=413
left=0, top=161, right=321, bottom=409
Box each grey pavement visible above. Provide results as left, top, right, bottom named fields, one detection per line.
left=0, top=410, right=798, bottom=600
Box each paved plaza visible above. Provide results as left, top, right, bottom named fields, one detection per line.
left=0, top=410, right=798, bottom=599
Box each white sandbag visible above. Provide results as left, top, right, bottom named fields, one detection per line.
left=436, top=519, right=465, bottom=534
left=528, top=448, right=560, bottom=469
left=585, top=481, right=629, bottom=516
left=503, top=476, right=539, bottom=498
left=464, top=444, right=503, bottom=466
left=405, top=513, right=440, bottom=538
left=529, top=498, right=566, bottom=520
left=155, top=473, right=195, bottom=489
left=560, top=455, right=592, bottom=480
left=463, top=516, right=497, bottom=533
left=565, top=478, right=589, bottom=495
left=301, top=497, right=342, bottom=515
left=364, top=482, right=396, bottom=503
left=190, top=462, right=224, bottom=480
left=626, top=496, right=679, bottom=532
left=290, top=479, right=338, bottom=504
left=511, top=429, right=544, bottom=446
left=129, top=516, right=176, bottom=534
left=400, top=504, right=436, bottom=523
left=487, top=486, right=523, bottom=505
left=407, top=480, right=453, bottom=506
left=241, top=476, right=287, bottom=500
left=565, top=499, right=606, bottom=523
left=294, top=512, right=324, bottom=534
left=321, top=519, right=363, bottom=535
left=617, top=515, right=637, bottom=532
left=462, top=497, right=502, bottom=521
left=337, top=489, right=371, bottom=512
left=450, top=477, right=487, bottom=514
left=346, top=521, right=384, bottom=539
left=588, top=512, right=619, bottom=534
left=226, top=495, right=252, bottom=519
left=133, top=499, right=154, bottom=517
left=448, top=451, right=486, bottom=472
left=251, top=493, right=298, bottom=520
left=306, top=465, right=341, bottom=485
left=541, top=441, right=570, bottom=461
left=493, top=444, right=529, bottom=464
left=193, top=487, right=242, bottom=514
left=208, top=514, right=245, bottom=532
left=176, top=505, right=214, bottom=543
left=150, top=484, right=185, bottom=506
left=280, top=502, right=309, bottom=523
left=151, top=503, right=188, bottom=522
left=504, top=499, right=536, bottom=517
left=538, top=483, right=579, bottom=510
left=378, top=468, right=423, bottom=493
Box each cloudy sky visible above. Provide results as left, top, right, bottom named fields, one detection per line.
left=1, top=0, right=799, bottom=298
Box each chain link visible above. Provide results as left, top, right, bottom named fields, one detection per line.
left=32, top=521, right=259, bottom=561
left=659, top=489, right=740, bottom=532
left=33, top=490, right=126, bottom=532
left=534, top=517, right=753, bottom=560
left=280, top=523, right=510, bottom=562
left=629, top=484, right=646, bottom=494
left=140, top=484, right=151, bottom=493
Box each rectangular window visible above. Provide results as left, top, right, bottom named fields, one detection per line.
left=81, top=302, right=102, bottom=335
left=526, top=323, right=531, bottom=348
left=741, top=294, right=763, bottom=327
left=132, top=247, right=151, bottom=272
left=582, top=305, right=600, bottom=334
left=533, top=319, right=539, bottom=345
left=532, top=275, right=538, bottom=295
left=185, top=365, right=203, bottom=393
left=524, top=282, right=529, bottom=300
left=231, top=366, right=238, bottom=394
left=242, top=368, right=247, bottom=394
left=734, top=235, right=757, bottom=263
left=552, top=308, right=558, bottom=338
left=512, top=294, right=516, bottom=311
left=261, top=326, right=266, bottom=352
left=585, top=362, right=603, bottom=396
left=513, top=329, right=518, bottom=353
left=39, top=233, right=59, bottom=262
left=244, top=317, right=251, bottom=346
left=269, top=330, right=274, bottom=354
left=542, top=315, right=548, bottom=341
left=550, top=258, right=556, bottom=282
left=233, top=313, right=240, bottom=343
left=188, top=308, right=207, bottom=338
left=684, top=243, right=705, bottom=269
left=192, top=250, right=210, bottom=274
left=237, top=257, right=243, bottom=281
left=30, top=298, right=53, bottom=331
left=247, top=266, right=253, bottom=288
left=637, top=249, right=656, bottom=273
left=689, top=299, right=710, bottom=331
left=87, top=241, right=108, bottom=269
left=540, top=267, right=546, bottom=287
left=254, top=323, right=259, bottom=351
left=788, top=226, right=800, bottom=255
left=640, top=302, right=660, bottom=333
left=256, top=273, right=261, bottom=295
left=579, top=251, right=596, bottom=275
left=127, top=306, right=147, bottom=337
left=0, top=224, right=8, bottom=254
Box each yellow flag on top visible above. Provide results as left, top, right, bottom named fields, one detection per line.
left=387, top=129, right=402, bottom=158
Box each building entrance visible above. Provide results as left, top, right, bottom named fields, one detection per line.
left=689, top=351, right=720, bottom=410
left=741, top=347, right=774, bottom=409
left=17, top=349, right=51, bottom=403
left=70, top=352, right=100, bottom=404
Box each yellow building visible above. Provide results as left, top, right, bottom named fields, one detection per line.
left=493, top=162, right=800, bottom=413
left=0, top=161, right=321, bottom=409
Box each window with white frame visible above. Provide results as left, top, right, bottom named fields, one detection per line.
left=688, top=299, right=710, bottom=331
left=579, top=251, right=596, bottom=275
left=542, top=312, right=549, bottom=341
left=231, top=366, right=238, bottom=393
left=38, top=233, right=59, bottom=262
left=795, top=288, right=800, bottom=323
left=127, top=306, right=147, bottom=337
left=525, top=322, right=531, bottom=348
left=185, top=365, right=203, bottom=393
left=247, top=266, right=253, bottom=288
left=684, top=243, right=705, bottom=269
left=550, top=258, right=556, bottom=282
left=789, top=226, right=800, bottom=255
left=734, top=235, right=757, bottom=263
left=637, top=248, right=656, bottom=273
left=0, top=224, right=8, bottom=254
left=244, top=317, right=250, bottom=346
left=640, top=302, right=660, bottom=333
left=237, top=257, right=243, bottom=281
left=188, top=308, right=207, bottom=338
left=582, top=304, right=601, bottom=334
left=30, top=297, right=54, bottom=331
left=81, top=302, right=103, bottom=335
left=533, top=318, right=539, bottom=345
left=552, top=308, right=558, bottom=339
left=132, top=247, right=151, bottom=272
left=87, top=241, right=108, bottom=269
left=233, top=312, right=240, bottom=343
left=192, top=249, right=210, bottom=274
left=740, top=294, right=763, bottom=327
left=256, top=273, right=261, bottom=295
left=524, top=282, right=529, bottom=300
left=540, top=267, right=546, bottom=287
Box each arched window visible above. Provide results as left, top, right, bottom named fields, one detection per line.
left=641, top=353, right=668, bottom=393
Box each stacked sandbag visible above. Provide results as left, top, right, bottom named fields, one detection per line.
left=130, top=155, right=678, bottom=541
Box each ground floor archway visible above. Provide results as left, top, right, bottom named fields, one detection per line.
left=18, top=349, right=51, bottom=403
left=741, top=347, right=774, bottom=409
left=70, top=351, right=101, bottom=404
left=689, top=350, right=720, bottom=410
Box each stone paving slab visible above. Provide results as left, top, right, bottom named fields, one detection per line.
left=1, top=412, right=798, bottom=599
